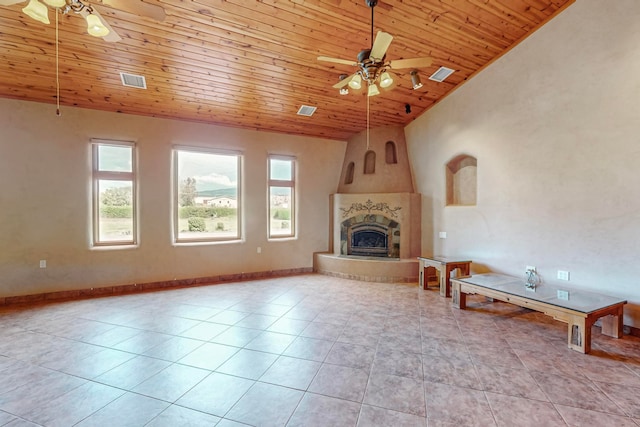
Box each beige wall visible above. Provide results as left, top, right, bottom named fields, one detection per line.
left=337, top=125, right=415, bottom=194
left=405, top=0, right=640, bottom=327
left=0, top=98, right=346, bottom=297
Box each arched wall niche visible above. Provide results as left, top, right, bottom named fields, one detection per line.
left=344, top=162, right=355, bottom=185
left=364, top=150, right=376, bottom=174
left=385, top=141, right=397, bottom=164
left=446, top=154, right=477, bottom=206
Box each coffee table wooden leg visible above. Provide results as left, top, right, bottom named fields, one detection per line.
left=440, top=267, right=448, bottom=297
left=568, top=316, right=591, bottom=354
left=452, top=281, right=466, bottom=309
left=601, top=313, right=624, bottom=338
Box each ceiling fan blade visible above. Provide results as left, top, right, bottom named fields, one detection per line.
left=332, top=73, right=358, bottom=89
left=389, top=57, right=433, bottom=69
left=369, top=31, right=393, bottom=61
left=0, top=0, right=25, bottom=5
left=318, top=56, right=357, bottom=66
left=80, top=7, right=122, bottom=42
left=99, top=0, right=166, bottom=21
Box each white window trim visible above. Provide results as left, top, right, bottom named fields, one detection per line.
left=172, top=146, right=243, bottom=244
left=268, top=154, right=296, bottom=240
left=91, top=139, right=137, bottom=247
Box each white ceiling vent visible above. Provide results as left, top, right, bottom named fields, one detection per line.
left=297, top=105, right=317, bottom=117
left=428, top=66, right=455, bottom=83
left=120, top=72, right=147, bottom=89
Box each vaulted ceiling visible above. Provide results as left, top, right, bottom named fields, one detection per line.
left=0, top=0, right=574, bottom=140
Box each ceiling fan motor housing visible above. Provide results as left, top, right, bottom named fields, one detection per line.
left=357, top=49, right=386, bottom=83
left=357, top=49, right=372, bottom=63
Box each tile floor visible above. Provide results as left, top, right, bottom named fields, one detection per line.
left=0, top=273, right=639, bottom=426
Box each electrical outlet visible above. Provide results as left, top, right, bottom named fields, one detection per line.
left=257, top=247, right=262, bottom=254
left=39, top=260, right=46, bottom=268
left=525, top=265, right=536, bottom=273
left=557, top=290, right=570, bottom=300
left=557, top=270, right=570, bottom=281
left=439, top=231, right=447, bottom=239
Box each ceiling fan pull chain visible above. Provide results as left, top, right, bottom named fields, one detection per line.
left=366, top=88, right=370, bottom=150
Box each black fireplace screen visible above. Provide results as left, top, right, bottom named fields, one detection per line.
left=350, top=228, right=388, bottom=257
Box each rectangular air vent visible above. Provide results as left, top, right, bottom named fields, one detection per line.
left=429, top=66, right=455, bottom=83
left=297, top=105, right=317, bottom=117
left=120, top=72, right=147, bottom=89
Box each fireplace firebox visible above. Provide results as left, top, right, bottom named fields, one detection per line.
left=341, top=214, right=400, bottom=258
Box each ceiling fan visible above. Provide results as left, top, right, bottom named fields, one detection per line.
left=0, top=0, right=166, bottom=42
left=318, top=0, right=433, bottom=97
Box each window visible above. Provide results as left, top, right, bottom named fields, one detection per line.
left=174, top=147, right=241, bottom=242
left=92, top=140, right=136, bottom=246
left=269, top=155, right=295, bottom=238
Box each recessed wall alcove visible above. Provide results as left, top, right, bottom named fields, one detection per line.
left=344, top=162, right=354, bottom=185
left=364, top=150, right=376, bottom=174
left=446, top=154, right=477, bottom=206
left=385, top=141, right=397, bottom=164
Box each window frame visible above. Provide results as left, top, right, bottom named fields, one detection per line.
left=268, top=154, right=296, bottom=239
left=172, top=146, right=243, bottom=244
left=91, top=139, right=137, bottom=247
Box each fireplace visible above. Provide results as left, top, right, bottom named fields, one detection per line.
left=342, top=214, right=399, bottom=258
left=313, top=125, right=422, bottom=282
left=333, top=194, right=419, bottom=259
left=351, top=225, right=388, bottom=257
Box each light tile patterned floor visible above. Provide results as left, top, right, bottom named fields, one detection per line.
left=0, top=274, right=639, bottom=426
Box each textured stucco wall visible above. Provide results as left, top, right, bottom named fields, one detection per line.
left=0, top=98, right=346, bottom=297
left=405, top=0, right=640, bottom=327
left=337, top=125, right=415, bottom=194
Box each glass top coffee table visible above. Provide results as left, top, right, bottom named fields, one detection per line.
left=451, top=273, right=627, bottom=354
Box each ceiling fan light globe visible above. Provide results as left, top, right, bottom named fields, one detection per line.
left=368, top=83, right=380, bottom=97
left=86, top=13, right=110, bottom=37
left=348, top=74, right=362, bottom=90
left=380, top=71, right=393, bottom=88
left=23, top=0, right=50, bottom=24
left=43, top=0, right=66, bottom=7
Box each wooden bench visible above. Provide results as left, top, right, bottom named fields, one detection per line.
left=417, top=256, right=471, bottom=297
left=451, top=273, right=627, bottom=354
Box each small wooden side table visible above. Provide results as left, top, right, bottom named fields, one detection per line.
left=417, top=256, right=472, bottom=297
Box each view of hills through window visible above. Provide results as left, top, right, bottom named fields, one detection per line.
left=175, top=149, right=240, bottom=241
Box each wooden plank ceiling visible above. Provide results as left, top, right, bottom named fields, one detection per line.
left=0, top=0, right=574, bottom=140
